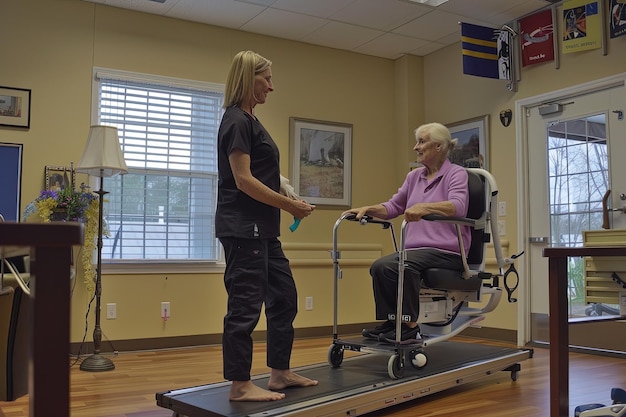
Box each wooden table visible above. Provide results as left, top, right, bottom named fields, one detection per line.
left=0, top=222, right=83, bottom=417
left=542, top=246, right=626, bottom=417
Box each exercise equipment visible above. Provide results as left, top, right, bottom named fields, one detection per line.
left=155, top=168, right=532, bottom=416
left=156, top=340, right=532, bottom=417
left=329, top=168, right=523, bottom=378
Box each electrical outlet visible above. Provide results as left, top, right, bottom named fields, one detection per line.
left=305, top=296, right=313, bottom=311
left=161, top=301, right=171, bottom=319
left=106, top=303, right=117, bottom=319
left=498, top=201, right=506, bottom=216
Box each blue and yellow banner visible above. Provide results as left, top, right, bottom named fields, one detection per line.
left=461, top=22, right=510, bottom=80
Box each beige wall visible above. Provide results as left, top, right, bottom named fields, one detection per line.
left=2, top=0, right=625, bottom=345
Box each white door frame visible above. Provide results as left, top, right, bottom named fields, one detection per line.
left=514, top=72, right=626, bottom=346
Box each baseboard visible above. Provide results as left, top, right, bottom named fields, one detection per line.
left=69, top=324, right=517, bottom=355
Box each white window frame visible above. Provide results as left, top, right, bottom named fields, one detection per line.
left=91, top=67, right=225, bottom=274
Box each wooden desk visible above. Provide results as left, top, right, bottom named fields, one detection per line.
left=0, top=222, right=83, bottom=417
left=542, top=246, right=626, bottom=417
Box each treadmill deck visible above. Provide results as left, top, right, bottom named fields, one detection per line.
left=156, top=340, right=533, bottom=417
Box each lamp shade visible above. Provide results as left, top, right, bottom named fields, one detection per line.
left=76, top=125, right=128, bottom=177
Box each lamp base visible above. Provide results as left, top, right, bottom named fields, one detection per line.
left=79, top=353, right=115, bottom=372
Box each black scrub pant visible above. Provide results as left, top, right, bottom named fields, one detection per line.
left=220, top=237, right=297, bottom=381
left=370, top=248, right=464, bottom=322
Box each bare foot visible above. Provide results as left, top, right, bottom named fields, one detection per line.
left=229, top=380, right=286, bottom=401
left=268, top=370, right=319, bottom=391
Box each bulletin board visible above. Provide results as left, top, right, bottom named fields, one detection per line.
left=0, top=143, right=23, bottom=221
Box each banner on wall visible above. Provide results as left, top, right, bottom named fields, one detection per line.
left=562, top=0, right=602, bottom=53
left=519, top=9, right=554, bottom=66
left=461, top=22, right=511, bottom=80
left=609, top=0, right=626, bottom=38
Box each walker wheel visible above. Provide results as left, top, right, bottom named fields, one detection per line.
left=387, top=354, right=404, bottom=379
left=410, top=349, right=427, bottom=368
left=328, top=344, right=344, bottom=368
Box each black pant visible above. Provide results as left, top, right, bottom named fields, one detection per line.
left=220, top=237, right=297, bottom=381
left=370, top=248, right=463, bottom=322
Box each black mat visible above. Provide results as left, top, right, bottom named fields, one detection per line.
left=156, top=341, right=526, bottom=417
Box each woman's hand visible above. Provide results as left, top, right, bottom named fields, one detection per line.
left=342, top=204, right=387, bottom=220
left=289, top=199, right=316, bottom=220
left=342, top=206, right=368, bottom=220
left=404, top=204, right=428, bottom=222
left=404, top=201, right=455, bottom=222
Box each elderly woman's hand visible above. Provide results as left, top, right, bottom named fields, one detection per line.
left=342, top=206, right=370, bottom=220
left=404, top=204, right=428, bottom=222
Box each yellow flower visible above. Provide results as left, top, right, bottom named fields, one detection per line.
left=24, top=185, right=101, bottom=295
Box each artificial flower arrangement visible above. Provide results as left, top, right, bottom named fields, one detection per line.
left=22, top=183, right=103, bottom=294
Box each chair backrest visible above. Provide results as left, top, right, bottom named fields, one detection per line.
left=465, top=170, right=488, bottom=270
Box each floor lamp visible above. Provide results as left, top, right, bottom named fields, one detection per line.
left=76, top=125, right=128, bottom=372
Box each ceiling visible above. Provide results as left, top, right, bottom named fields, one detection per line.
left=83, top=0, right=554, bottom=60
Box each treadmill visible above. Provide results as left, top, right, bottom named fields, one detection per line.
left=156, top=340, right=532, bottom=417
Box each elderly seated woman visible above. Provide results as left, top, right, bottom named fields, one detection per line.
left=342, top=122, right=470, bottom=342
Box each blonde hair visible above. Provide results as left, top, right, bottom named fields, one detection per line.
left=414, top=122, right=458, bottom=155
left=223, top=51, right=272, bottom=109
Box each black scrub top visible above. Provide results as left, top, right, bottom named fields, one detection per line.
left=215, top=106, right=281, bottom=239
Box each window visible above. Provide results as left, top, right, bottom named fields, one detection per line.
left=547, top=115, right=608, bottom=248
left=93, top=68, right=224, bottom=264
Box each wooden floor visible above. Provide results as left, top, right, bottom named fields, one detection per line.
left=1, top=336, right=625, bottom=417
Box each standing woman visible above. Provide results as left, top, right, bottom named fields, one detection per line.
left=216, top=50, right=318, bottom=402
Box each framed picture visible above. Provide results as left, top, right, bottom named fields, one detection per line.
left=0, top=143, right=23, bottom=221
left=447, top=115, right=489, bottom=170
left=45, top=165, right=75, bottom=192
left=0, top=86, right=31, bottom=128
left=289, top=117, right=352, bottom=208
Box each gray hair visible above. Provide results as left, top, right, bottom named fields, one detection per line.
left=414, top=122, right=458, bottom=155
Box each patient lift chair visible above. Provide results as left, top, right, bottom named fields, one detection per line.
left=328, top=168, right=522, bottom=379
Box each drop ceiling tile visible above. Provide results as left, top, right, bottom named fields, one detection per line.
left=271, top=0, right=355, bottom=18
left=393, top=9, right=465, bottom=41
left=354, top=32, right=430, bottom=60
left=330, top=0, right=430, bottom=31
left=86, top=0, right=180, bottom=14
left=235, top=0, right=275, bottom=6
left=167, top=0, right=264, bottom=28
left=241, top=8, right=327, bottom=40
left=489, top=0, right=550, bottom=24
left=303, top=21, right=384, bottom=50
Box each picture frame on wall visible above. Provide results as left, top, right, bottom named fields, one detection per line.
left=447, top=115, right=489, bottom=170
left=45, top=165, right=75, bottom=192
left=289, top=117, right=352, bottom=208
left=0, top=86, right=31, bottom=129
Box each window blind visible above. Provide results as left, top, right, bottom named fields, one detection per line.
left=94, top=69, right=224, bottom=262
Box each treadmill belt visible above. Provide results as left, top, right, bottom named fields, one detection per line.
left=157, top=341, right=525, bottom=417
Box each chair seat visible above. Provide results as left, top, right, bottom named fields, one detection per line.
left=422, top=268, right=482, bottom=291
